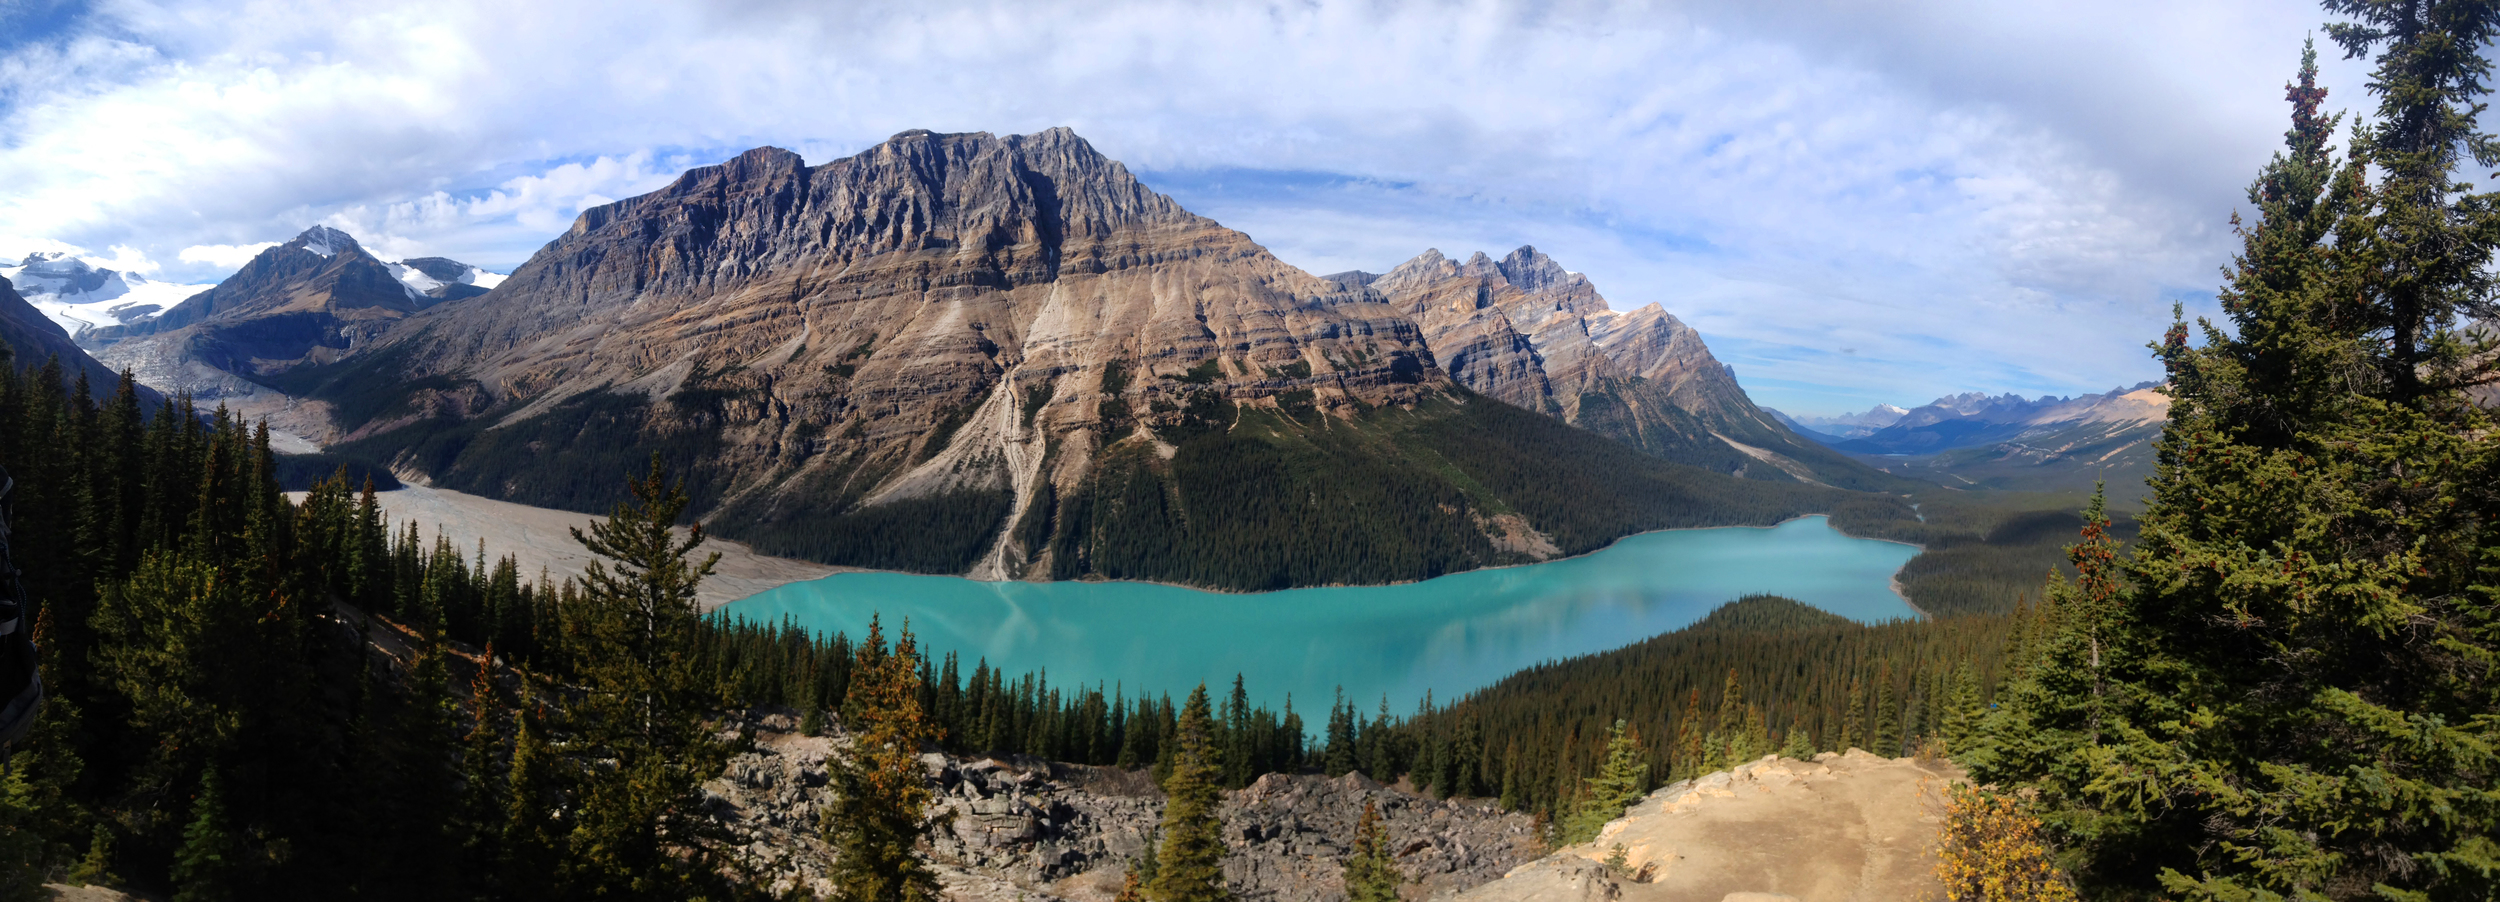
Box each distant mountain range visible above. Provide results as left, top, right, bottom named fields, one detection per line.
left=1779, top=384, right=2169, bottom=495
left=1768, top=404, right=1908, bottom=440
left=78, top=128, right=1908, bottom=588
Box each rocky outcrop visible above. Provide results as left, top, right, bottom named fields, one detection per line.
left=707, top=713, right=1540, bottom=902
left=1366, top=246, right=1880, bottom=488
left=1453, top=752, right=1957, bottom=902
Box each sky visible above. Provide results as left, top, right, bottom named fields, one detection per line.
left=0, top=0, right=2375, bottom=416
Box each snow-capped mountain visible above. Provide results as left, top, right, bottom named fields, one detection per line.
left=387, top=256, right=507, bottom=302
left=0, top=252, right=211, bottom=336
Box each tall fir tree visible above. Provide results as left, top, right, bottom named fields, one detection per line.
left=1148, top=684, right=1228, bottom=902
left=823, top=616, right=949, bottom=902
left=1340, top=800, right=1402, bottom=902
left=562, top=455, right=739, bottom=898
left=1973, top=23, right=2500, bottom=898
left=1556, top=719, right=1648, bottom=846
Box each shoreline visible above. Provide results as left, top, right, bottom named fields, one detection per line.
left=323, top=484, right=1931, bottom=619
left=723, top=511, right=1933, bottom=622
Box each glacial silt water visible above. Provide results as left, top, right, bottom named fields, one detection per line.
left=718, top=515, right=1917, bottom=711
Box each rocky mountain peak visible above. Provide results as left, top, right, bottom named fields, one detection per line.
left=1495, top=245, right=1574, bottom=293
left=1370, top=248, right=1459, bottom=296
left=288, top=225, right=362, bottom=259
left=13, top=252, right=120, bottom=295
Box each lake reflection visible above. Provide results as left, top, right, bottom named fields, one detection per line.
left=717, top=515, right=1919, bottom=711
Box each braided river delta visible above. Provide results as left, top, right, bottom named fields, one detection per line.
left=717, top=515, right=1920, bottom=712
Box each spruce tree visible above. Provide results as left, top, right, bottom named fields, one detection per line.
left=1147, top=684, right=1228, bottom=902
left=1973, top=24, right=2500, bottom=897
left=499, top=707, right=562, bottom=901
left=1840, top=678, right=1864, bottom=753
left=562, top=454, right=737, bottom=896
left=1556, top=719, right=1648, bottom=846
left=823, top=616, right=949, bottom=902
left=1340, top=800, right=1402, bottom=902
left=170, top=769, right=234, bottom=902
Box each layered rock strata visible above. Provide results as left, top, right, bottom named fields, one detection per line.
left=1364, top=246, right=1872, bottom=487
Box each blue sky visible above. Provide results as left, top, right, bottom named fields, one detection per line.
left=0, top=0, right=2371, bottom=415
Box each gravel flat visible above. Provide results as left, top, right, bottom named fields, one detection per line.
left=292, top=484, right=841, bottom=611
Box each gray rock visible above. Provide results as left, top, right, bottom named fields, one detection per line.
left=707, top=716, right=1540, bottom=901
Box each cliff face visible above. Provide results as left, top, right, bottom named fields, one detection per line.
left=286, top=128, right=1887, bottom=586
left=1367, top=246, right=1882, bottom=489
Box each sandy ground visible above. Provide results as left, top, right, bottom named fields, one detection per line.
left=286, top=484, right=840, bottom=611
left=1456, top=751, right=1958, bottom=902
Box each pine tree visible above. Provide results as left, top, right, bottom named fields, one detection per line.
left=1147, top=684, right=1228, bottom=902
left=500, top=707, right=562, bottom=900
left=1870, top=665, right=1898, bottom=757
left=562, top=454, right=737, bottom=896
left=1839, top=677, right=1864, bottom=753
left=1941, top=660, right=1980, bottom=754
left=170, top=769, right=234, bottom=902
left=1556, top=719, right=1647, bottom=845
left=1672, top=689, right=1704, bottom=779
left=1323, top=689, right=1356, bottom=777
left=1340, top=800, right=1402, bottom=902
left=458, top=649, right=510, bottom=882
left=824, top=616, right=949, bottom=902
left=1971, top=25, right=2500, bottom=897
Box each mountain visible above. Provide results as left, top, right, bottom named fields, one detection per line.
left=388, top=256, right=506, bottom=302
left=1360, top=246, right=1885, bottom=489
left=1772, top=403, right=1908, bottom=440
left=80, top=227, right=501, bottom=410
left=0, top=274, right=162, bottom=401
left=0, top=252, right=208, bottom=335
left=266, top=128, right=1899, bottom=589
left=1839, top=384, right=2168, bottom=495
left=1832, top=385, right=2160, bottom=456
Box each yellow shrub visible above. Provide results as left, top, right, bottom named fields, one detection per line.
left=1932, top=784, right=2077, bottom=902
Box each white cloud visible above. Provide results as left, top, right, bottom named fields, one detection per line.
left=178, top=242, right=278, bottom=268
left=84, top=243, right=160, bottom=274
left=0, top=0, right=2361, bottom=411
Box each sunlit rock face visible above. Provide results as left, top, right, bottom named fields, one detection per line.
left=1365, top=243, right=1865, bottom=487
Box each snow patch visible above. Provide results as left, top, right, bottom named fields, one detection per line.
left=4, top=254, right=206, bottom=334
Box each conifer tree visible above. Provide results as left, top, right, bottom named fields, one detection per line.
left=1972, top=24, right=2500, bottom=896
left=171, top=769, right=234, bottom=902
left=500, top=707, right=562, bottom=901
left=1840, top=678, right=1864, bottom=752
left=1870, top=665, right=1898, bottom=757
left=1323, top=689, right=1357, bottom=777
left=562, top=454, right=738, bottom=896
left=1147, top=684, right=1228, bottom=902
left=824, top=616, right=949, bottom=902
left=1556, top=719, right=1647, bottom=845
left=1340, top=800, right=1402, bottom=902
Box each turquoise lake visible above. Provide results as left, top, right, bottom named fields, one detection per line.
left=717, top=515, right=1920, bottom=712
